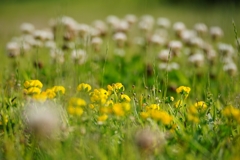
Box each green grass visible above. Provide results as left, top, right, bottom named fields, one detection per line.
left=1, top=1, right=240, bottom=159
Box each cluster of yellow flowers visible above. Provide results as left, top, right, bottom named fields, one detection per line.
left=176, top=86, right=191, bottom=99
left=68, top=82, right=131, bottom=123
left=23, top=80, right=65, bottom=101
left=140, top=104, right=173, bottom=125
left=222, top=105, right=240, bottom=124
left=187, top=101, right=207, bottom=123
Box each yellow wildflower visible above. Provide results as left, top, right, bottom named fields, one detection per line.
left=98, top=114, right=108, bottom=122
left=69, top=97, right=86, bottom=107
left=24, top=87, right=41, bottom=95
left=187, top=114, right=199, bottom=123
left=77, top=83, right=92, bottom=92
left=174, top=100, right=182, bottom=108
left=223, top=105, right=240, bottom=119
left=52, top=86, right=65, bottom=94
left=32, top=93, right=47, bottom=102
left=176, top=86, right=191, bottom=98
left=146, top=104, right=160, bottom=111
left=112, top=103, right=125, bottom=116
left=90, top=88, right=108, bottom=104
left=151, top=110, right=173, bottom=125
left=67, top=105, right=83, bottom=116
left=120, top=94, right=131, bottom=102
left=24, top=80, right=43, bottom=89
left=75, top=107, right=84, bottom=116
left=100, top=106, right=112, bottom=114
left=140, top=112, right=150, bottom=119
left=43, top=89, right=56, bottom=99
left=89, top=104, right=95, bottom=109
left=113, top=83, right=124, bottom=90
left=188, top=106, right=198, bottom=115
left=194, top=101, right=207, bottom=110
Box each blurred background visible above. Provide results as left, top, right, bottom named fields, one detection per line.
left=0, top=0, right=239, bottom=50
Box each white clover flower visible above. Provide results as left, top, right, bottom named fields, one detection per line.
left=210, top=26, right=223, bottom=40
left=23, top=100, right=66, bottom=139
left=6, top=41, right=20, bottom=58
left=223, top=62, right=237, bottom=76
left=138, top=15, right=155, bottom=32
left=20, top=23, right=35, bottom=34
left=71, top=49, right=87, bottom=65
left=91, top=37, right=103, bottom=52
left=77, top=23, right=90, bottom=38
left=50, top=48, right=65, bottom=64
left=188, top=52, right=205, bottom=67
left=206, top=49, right=217, bottom=61
left=158, top=49, right=171, bottom=62
left=158, top=62, right=179, bottom=71
left=92, top=20, right=108, bottom=36
left=150, top=34, right=165, bottom=46
left=106, top=15, right=120, bottom=28
left=124, top=14, right=137, bottom=26
left=157, top=17, right=171, bottom=29
left=115, top=20, right=129, bottom=33
left=113, top=32, right=127, bottom=48
left=194, top=23, right=208, bottom=36
left=218, top=43, right=235, bottom=57
left=45, top=40, right=56, bottom=49
left=173, top=22, right=186, bottom=37
left=33, top=30, right=53, bottom=41
left=168, top=40, right=182, bottom=56
left=189, top=37, right=204, bottom=48
left=180, top=30, right=197, bottom=44
left=61, top=16, right=78, bottom=32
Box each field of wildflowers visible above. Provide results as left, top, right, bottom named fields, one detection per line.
left=0, top=1, right=240, bottom=159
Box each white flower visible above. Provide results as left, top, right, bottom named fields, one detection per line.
left=210, top=26, right=223, bottom=40
left=23, top=100, right=66, bottom=138
left=157, top=17, right=171, bottom=29
left=218, top=43, right=234, bottom=57
left=124, top=14, right=137, bottom=25
left=173, top=22, right=186, bottom=37
left=223, top=62, right=237, bottom=76
left=71, top=49, right=87, bottom=64
left=158, top=49, right=171, bottom=62
left=20, top=23, right=35, bottom=34
left=188, top=52, right=205, bottom=67
left=150, top=34, right=165, bottom=46
left=194, top=23, right=208, bottom=36
left=6, top=41, right=20, bottom=58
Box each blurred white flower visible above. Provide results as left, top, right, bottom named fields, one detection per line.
left=20, top=23, right=35, bottom=35
left=6, top=41, right=20, bottom=58
left=188, top=52, right=205, bottom=67
left=157, top=17, right=171, bottom=29
left=194, top=23, right=208, bottom=36
left=71, top=49, right=87, bottom=65
left=210, top=26, right=223, bottom=41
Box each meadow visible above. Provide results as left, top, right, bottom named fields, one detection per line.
left=0, top=0, right=240, bottom=159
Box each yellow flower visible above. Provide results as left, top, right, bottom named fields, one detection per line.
left=146, top=104, right=160, bottom=111
left=113, top=83, right=124, bottom=90
left=187, top=114, right=199, bottom=123
left=176, top=86, right=191, bottom=98
left=98, top=114, right=108, bottom=122
left=174, top=100, right=182, bottom=108
left=69, top=97, right=86, bottom=107
left=32, top=93, right=47, bottom=102
left=112, top=103, right=125, bottom=116
left=67, top=105, right=83, bottom=116
left=43, top=89, right=56, bottom=99
left=0, top=115, right=8, bottom=125
left=100, top=106, right=112, bottom=114
left=188, top=106, right=198, bottom=115
left=24, top=87, right=41, bottom=95
left=24, top=80, right=43, bottom=89
left=223, top=105, right=240, bottom=119
left=120, top=94, right=131, bottom=102
left=140, top=112, right=150, bottom=119
left=151, top=110, right=173, bottom=125
left=52, top=86, right=65, bottom=94
left=89, top=104, right=95, bottom=109
left=75, top=107, right=83, bottom=116
left=90, top=88, right=108, bottom=104
left=77, top=83, right=92, bottom=92
left=67, top=105, right=75, bottom=115
left=194, top=101, right=207, bottom=110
